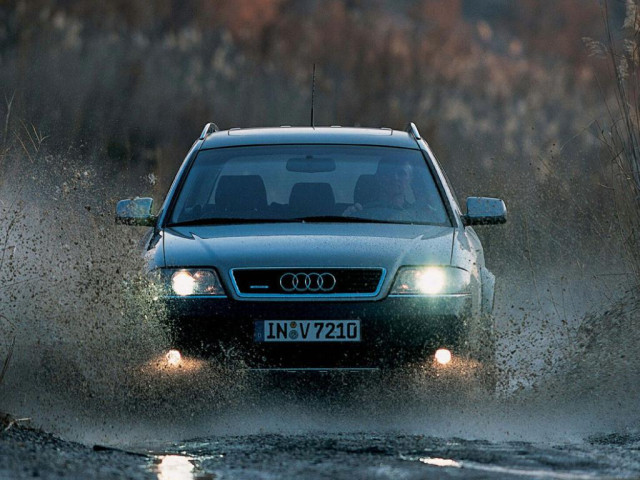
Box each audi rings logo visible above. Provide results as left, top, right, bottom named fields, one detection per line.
left=279, top=272, right=337, bottom=293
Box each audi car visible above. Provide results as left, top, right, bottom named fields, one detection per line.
left=116, top=122, right=506, bottom=373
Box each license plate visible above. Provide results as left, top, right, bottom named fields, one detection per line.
left=254, top=320, right=361, bottom=343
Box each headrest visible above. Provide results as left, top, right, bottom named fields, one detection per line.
left=289, top=182, right=336, bottom=216
left=215, top=175, right=267, bottom=213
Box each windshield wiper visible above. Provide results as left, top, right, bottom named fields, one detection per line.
left=290, top=215, right=400, bottom=224
left=168, top=215, right=405, bottom=227
left=167, top=218, right=296, bottom=227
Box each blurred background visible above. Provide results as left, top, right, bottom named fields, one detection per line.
left=0, top=0, right=616, bottom=184
left=0, top=0, right=627, bottom=234
left=1, top=0, right=639, bottom=399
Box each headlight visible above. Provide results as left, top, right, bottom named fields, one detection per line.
left=165, top=269, right=226, bottom=297
left=390, top=267, right=470, bottom=295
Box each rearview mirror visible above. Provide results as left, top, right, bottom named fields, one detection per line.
left=115, top=197, right=156, bottom=226
left=462, top=197, right=506, bottom=226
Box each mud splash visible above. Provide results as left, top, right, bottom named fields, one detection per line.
left=0, top=149, right=638, bottom=449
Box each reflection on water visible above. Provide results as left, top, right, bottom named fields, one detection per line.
left=150, top=454, right=218, bottom=480
left=151, top=455, right=195, bottom=480
left=403, top=455, right=599, bottom=479
left=419, top=457, right=462, bottom=468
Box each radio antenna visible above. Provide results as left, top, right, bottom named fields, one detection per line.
left=310, top=64, right=316, bottom=127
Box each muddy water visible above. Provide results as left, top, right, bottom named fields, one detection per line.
left=1, top=155, right=639, bottom=478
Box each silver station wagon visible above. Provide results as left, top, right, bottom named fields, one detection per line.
left=117, top=123, right=506, bottom=375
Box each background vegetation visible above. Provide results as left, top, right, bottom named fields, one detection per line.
left=0, top=0, right=636, bottom=290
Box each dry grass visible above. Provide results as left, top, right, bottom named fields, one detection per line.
left=585, top=0, right=640, bottom=286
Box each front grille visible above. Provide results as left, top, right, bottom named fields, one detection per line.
left=231, top=268, right=385, bottom=297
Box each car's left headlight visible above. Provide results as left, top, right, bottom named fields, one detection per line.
left=162, top=269, right=226, bottom=297
left=390, top=266, right=471, bottom=295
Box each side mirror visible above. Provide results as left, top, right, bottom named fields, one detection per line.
left=462, top=197, right=506, bottom=226
left=115, top=197, right=156, bottom=226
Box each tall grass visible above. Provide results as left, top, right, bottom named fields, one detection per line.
left=585, top=0, right=640, bottom=286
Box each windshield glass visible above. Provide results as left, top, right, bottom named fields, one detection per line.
left=168, top=145, right=451, bottom=226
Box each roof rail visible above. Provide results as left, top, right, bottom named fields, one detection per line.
left=405, top=122, right=421, bottom=141
left=199, top=122, right=220, bottom=140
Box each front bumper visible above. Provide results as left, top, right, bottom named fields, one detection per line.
left=161, top=295, right=472, bottom=368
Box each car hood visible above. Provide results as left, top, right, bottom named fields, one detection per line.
left=161, top=223, right=454, bottom=273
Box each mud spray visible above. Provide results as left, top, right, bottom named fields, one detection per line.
left=0, top=149, right=638, bottom=449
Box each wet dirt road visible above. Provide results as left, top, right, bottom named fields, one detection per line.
left=144, top=432, right=640, bottom=480
left=3, top=423, right=640, bottom=479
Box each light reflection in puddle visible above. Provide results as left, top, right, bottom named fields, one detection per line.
left=404, top=455, right=598, bottom=479
left=419, top=457, right=462, bottom=468
left=459, top=462, right=598, bottom=480
left=151, top=455, right=195, bottom=480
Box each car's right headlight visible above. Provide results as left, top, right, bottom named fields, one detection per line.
left=390, top=266, right=471, bottom=295
left=161, top=269, right=226, bottom=297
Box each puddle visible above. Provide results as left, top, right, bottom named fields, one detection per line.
left=149, top=454, right=216, bottom=480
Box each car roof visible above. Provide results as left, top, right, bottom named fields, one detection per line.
left=200, top=126, right=421, bottom=149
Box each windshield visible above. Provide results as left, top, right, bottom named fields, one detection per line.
left=167, top=145, right=451, bottom=226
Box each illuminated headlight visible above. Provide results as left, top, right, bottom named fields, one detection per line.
left=390, top=267, right=471, bottom=295
left=167, top=269, right=226, bottom=297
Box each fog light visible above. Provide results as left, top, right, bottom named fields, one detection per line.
left=435, top=348, right=452, bottom=365
left=166, top=349, right=182, bottom=367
